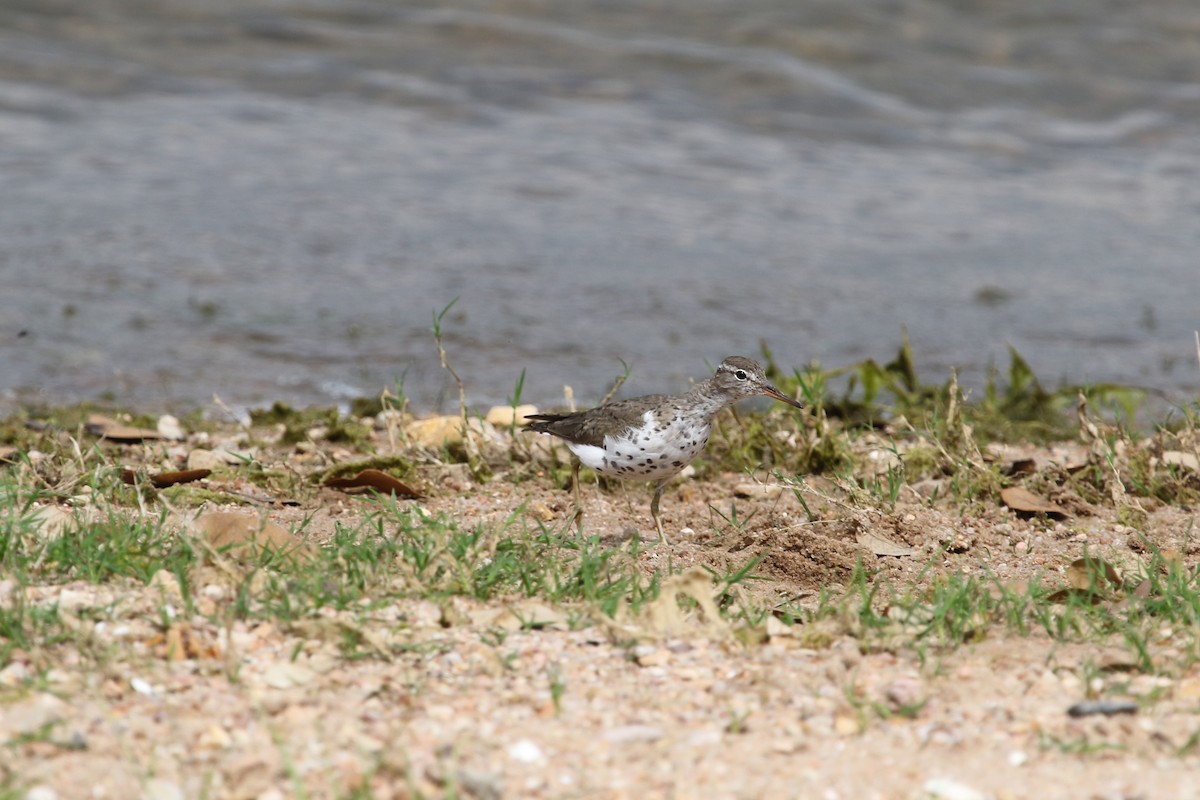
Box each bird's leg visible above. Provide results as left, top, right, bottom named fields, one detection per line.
left=570, top=460, right=584, bottom=536
left=650, top=479, right=670, bottom=545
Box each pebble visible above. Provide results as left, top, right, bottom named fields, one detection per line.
left=141, top=778, right=184, bottom=800
left=225, top=752, right=274, bottom=798
left=733, top=483, right=783, bottom=500
left=24, top=787, right=58, bottom=800
left=633, top=645, right=671, bottom=667
left=457, top=768, right=503, bottom=800
left=157, top=415, right=185, bottom=441
left=507, top=738, right=545, bottom=764
left=187, top=448, right=225, bottom=471
left=262, top=662, right=316, bottom=689
left=602, top=725, right=663, bottom=744
left=406, top=416, right=474, bottom=448
left=0, top=661, right=30, bottom=687
left=922, top=777, right=987, bottom=800
left=883, top=676, right=924, bottom=711
left=484, top=404, right=539, bottom=427
left=2, top=693, right=66, bottom=737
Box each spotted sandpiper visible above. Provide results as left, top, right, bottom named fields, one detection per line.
left=525, top=356, right=803, bottom=543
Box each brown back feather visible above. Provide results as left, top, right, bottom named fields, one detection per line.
left=524, top=395, right=670, bottom=448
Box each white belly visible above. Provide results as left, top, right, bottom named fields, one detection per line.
left=565, top=410, right=711, bottom=482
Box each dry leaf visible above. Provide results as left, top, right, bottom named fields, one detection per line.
left=121, top=468, right=211, bottom=488
left=856, top=529, right=916, bottom=557
left=1000, top=486, right=1068, bottom=518
left=1046, top=588, right=1105, bottom=606
left=85, top=413, right=164, bottom=442
left=1066, top=556, right=1123, bottom=592
left=324, top=469, right=421, bottom=498
left=0, top=445, right=18, bottom=463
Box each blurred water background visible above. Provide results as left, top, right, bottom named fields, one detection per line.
left=2, top=0, right=1199, bottom=415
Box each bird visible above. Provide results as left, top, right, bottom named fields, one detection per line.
left=524, top=356, right=803, bottom=543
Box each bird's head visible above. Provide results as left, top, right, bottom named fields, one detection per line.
left=710, top=356, right=804, bottom=408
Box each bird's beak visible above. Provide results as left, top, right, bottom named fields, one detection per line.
left=761, top=383, right=804, bottom=409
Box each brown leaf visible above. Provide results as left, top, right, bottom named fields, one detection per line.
left=1000, top=486, right=1068, bottom=518
left=324, top=469, right=421, bottom=498
left=121, top=468, right=212, bottom=488
left=1046, top=587, right=1105, bottom=606
left=856, top=529, right=916, bottom=557
left=1066, top=556, right=1123, bottom=592
left=86, top=413, right=164, bottom=442
left=0, top=445, right=18, bottom=463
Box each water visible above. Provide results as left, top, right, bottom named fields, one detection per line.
left=2, top=0, right=1198, bottom=415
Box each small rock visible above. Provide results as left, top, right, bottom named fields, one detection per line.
left=456, top=768, right=503, bottom=800
left=733, top=483, right=783, bottom=500
left=1161, top=451, right=1200, bottom=472
left=910, top=478, right=945, bottom=498
left=215, top=447, right=255, bottom=464
left=833, top=712, right=859, bottom=736
left=187, top=449, right=225, bottom=471
left=0, top=661, right=30, bottom=687
left=1, top=693, right=66, bottom=738
left=406, top=416, right=466, bottom=448
left=765, top=617, right=794, bottom=638
left=150, top=569, right=184, bottom=602
left=261, top=662, right=316, bottom=689
left=141, top=778, right=184, bottom=800
left=507, top=738, right=544, bottom=764
left=24, top=787, right=58, bottom=800
left=602, top=725, right=663, bottom=744
left=58, top=586, right=102, bottom=611
left=225, top=752, right=274, bottom=799
left=922, top=777, right=987, bottom=800
left=883, top=676, right=924, bottom=711
left=484, top=404, right=538, bottom=427
left=633, top=644, right=671, bottom=667
left=198, top=723, right=233, bottom=750
left=157, top=415, right=185, bottom=441
left=131, top=677, right=155, bottom=696
left=1176, top=676, right=1200, bottom=701
left=682, top=727, right=723, bottom=747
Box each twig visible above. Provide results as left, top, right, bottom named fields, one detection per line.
left=432, top=299, right=468, bottom=423
left=600, top=358, right=632, bottom=405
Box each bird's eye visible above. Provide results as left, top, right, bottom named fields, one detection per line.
left=734, top=370, right=748, bottom=381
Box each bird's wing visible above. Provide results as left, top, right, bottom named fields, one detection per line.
left=525, top=395, right=668, bottom=448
